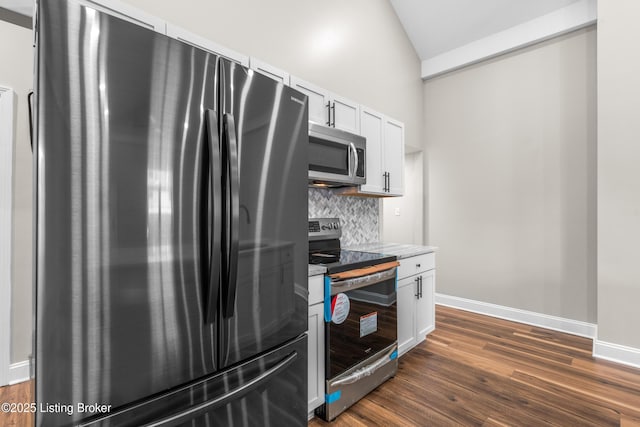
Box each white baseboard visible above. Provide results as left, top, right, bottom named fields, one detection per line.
left=435, top=293, right=597, bottom=339
left=9, top=360, right=31, bottom=385
left=593, top=340, right=640, bottom=370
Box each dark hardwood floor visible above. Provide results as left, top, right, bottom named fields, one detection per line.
left=309, top=305, right=640, bottom=426
left=2, top=306, right=640, bottom=426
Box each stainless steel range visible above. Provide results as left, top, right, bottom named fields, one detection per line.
left=309, top=218, right=399, bottom=421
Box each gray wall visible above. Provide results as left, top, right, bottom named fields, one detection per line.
left=597, top=0, right=640, bottom=348
left=3, top=0, right=422, bottom=364
left=424, top=27, right=597, bottom=323
left=0, top=19, right=33, bottom=364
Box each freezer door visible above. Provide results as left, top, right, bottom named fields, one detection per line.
left=77, top=335, right=308, bottom=427
left=36, top=1, right=221, bottom=425
left=218, top=60, right=309, bottom=367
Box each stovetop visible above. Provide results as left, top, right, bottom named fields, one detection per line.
left=308, top=218, right=396, bottom=274
left=309, top=249, right=397, bottom=274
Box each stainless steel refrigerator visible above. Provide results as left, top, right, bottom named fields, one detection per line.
left=34, top=0, right=308, bottom=425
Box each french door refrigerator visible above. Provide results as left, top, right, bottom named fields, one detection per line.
left=34, top=0, right=308, bottom=425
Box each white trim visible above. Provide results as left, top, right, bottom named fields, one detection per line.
left=435, top=293, right=597, bottom=339
left=166, top=24, right=249, bottom=67
left=249, top=57, right=290, bottom=85
left=9, top=360, right=31, bottom=385
left=593, top=340, right=640, bottom=370
left=421, top=0, right=597, bottom=79
left=0, top=86, right=15, bottom=386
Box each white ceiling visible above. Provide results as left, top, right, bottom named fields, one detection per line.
left=390, top=0, right=583, bottom=61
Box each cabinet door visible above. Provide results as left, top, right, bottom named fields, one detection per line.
left=79, top=0, right=165, bottom=33
left=290, top=77, right=330, bottom=126
left=384, top=117, right=404, bottom=196
left=359, top=107, right=385, bottom=194
left=249, top=57, right=290, bottom=85
left=331, top=94, right=360, bottom=134
left=397, top=277, right=417, bottom=357
left=166, top=24, right=249, bottom=66
left=307, top=303, right=325, bottom=413
left=416, top=270, right=435, bottom=340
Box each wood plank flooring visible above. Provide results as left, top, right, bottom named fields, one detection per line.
left=309, top=305, right=640, bottom=426
left=2, top=306, right=639, bottom=426
left=0, top=380, right=33, bottom=427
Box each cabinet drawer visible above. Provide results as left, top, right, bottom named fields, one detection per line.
left=398, top=253, right=435, bottom=279
left=309, top=275, right=325, bottom=306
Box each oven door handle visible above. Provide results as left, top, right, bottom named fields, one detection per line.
left=330, top=346, right=397, bottom=387
left=330, top=266, right=397, bottom=294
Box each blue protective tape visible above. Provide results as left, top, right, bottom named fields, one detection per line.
left=324, top=276, right=331, bottom=323
left=390, top=350, right=398, bottom=361
left=326, top=390, right=342, bottom=404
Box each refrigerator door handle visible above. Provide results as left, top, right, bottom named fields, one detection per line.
left=222, top=113, right=240, bottom=319
left=140, top=351, right=299, bottom=427
left=204, top=110, right=222, bottom=324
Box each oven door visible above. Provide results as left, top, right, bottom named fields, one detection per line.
left=325, top=263, right=398, bottom=379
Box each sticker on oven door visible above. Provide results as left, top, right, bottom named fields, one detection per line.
left=331, top=293, right=350, bottom=324
left=360, top=312, right=378, bottom=337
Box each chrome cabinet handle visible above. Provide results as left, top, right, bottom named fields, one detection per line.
left=331, top=102, right=336, bottom=127
left=326, top=101, right=331, bottom=126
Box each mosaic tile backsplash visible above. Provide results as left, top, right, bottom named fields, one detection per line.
left=308, top=188, right=379, bottom=245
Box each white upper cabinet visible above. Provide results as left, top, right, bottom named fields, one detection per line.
left=249, top=58, right=290, bottom=85
left=166, top=24, right=249, bottom=67
left=290, top=77, right=330, bottom=126
left=383, top=117, right=404, bottom=196
left=359, top=107, right=385, bottom=194
left=290, top=76, right=359, bottom=133
left=357, top=108, right=404, bottom=196
left=331, top=93, right=360, bottom=134
left=79, top=0, right=165, bottom=33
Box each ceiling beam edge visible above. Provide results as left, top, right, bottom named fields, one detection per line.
left=421, top=0, right=597, bottom=80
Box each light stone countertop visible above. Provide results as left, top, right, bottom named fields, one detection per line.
left=308, top=264, right=327, bottom=277
left=344, top=242, right=437, bottom=259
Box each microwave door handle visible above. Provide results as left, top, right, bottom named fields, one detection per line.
left=349, top=143, right=358, bottom=178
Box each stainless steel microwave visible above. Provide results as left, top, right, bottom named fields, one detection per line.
left=308, top=122, right=366, bottom=187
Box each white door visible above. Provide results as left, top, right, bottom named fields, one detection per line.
left=290, top=77, right=330, bottom=126
left=331, top=94, right=360, bottom=134
left=416, top=271, right=436, bottom=338
left=384, top=118, right=404, bottom=196
left=307, top=303, right=325, bottom=412
left=0, top=87, right=14, bottom=386
left=397, top=277, right=417, bottom=357
left=359, top=107, right=384, bottom=194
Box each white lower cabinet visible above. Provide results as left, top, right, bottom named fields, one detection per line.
left=307, top=275, right=325, bottom=415
left=397, top=255, right=436, bottom=357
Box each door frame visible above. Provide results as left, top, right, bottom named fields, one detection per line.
left=0, top=86, right=15, bottom=386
